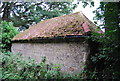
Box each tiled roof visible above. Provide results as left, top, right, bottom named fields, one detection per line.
left=12, top=12, right=103, bottom=41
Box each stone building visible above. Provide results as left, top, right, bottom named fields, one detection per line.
left=11, top=12, right=102, bottom=74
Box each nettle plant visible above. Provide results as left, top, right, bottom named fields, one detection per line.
left=0, top=21, right=19, bottom=52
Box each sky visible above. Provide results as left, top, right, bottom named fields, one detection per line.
left=73, top=0, right=105, bottom=31
left=73, top=0, right=100, bottom=23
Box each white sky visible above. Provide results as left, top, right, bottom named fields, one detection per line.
left=73, top=0, right=105, bottom=32
left=73, top=0, right=105, bottom=31
left=73, top=0, right=100, bottom=23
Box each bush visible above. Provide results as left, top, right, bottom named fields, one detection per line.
left=1, top=52, right=83, bottom=80
left=0, top=21, right=19, bottom=52
left=89, top=32, right=120, bottom=80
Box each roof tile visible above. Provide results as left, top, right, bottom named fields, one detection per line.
left=12, top=12, right=102, bottom=41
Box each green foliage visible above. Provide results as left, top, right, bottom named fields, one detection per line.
left=0, top=21, right=19, bottom=52
left=89, top=2, right=120, bottom=80
left=1, top=2, right=78, bottom=30
left=1, top=52, right=84, bottom=80
left=81, top=1, right=95, bottom=8
left=89, top=29, right=120, bottom=80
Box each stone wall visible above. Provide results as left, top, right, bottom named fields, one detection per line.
left=11, top=42, right=90, bottom=74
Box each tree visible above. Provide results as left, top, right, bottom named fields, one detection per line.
left=90, top=2, right=120, bottom=80
left=0, top=2, right=77, bottom=30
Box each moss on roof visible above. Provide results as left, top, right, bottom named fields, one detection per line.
left=12, top=12, right=103, bottom=41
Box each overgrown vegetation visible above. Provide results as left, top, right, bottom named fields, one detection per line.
left=0, top=21, right=19, bottom=52
left=1, top=52, right=85, bottom=80
left=87, top=2, right=120, bottom=80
